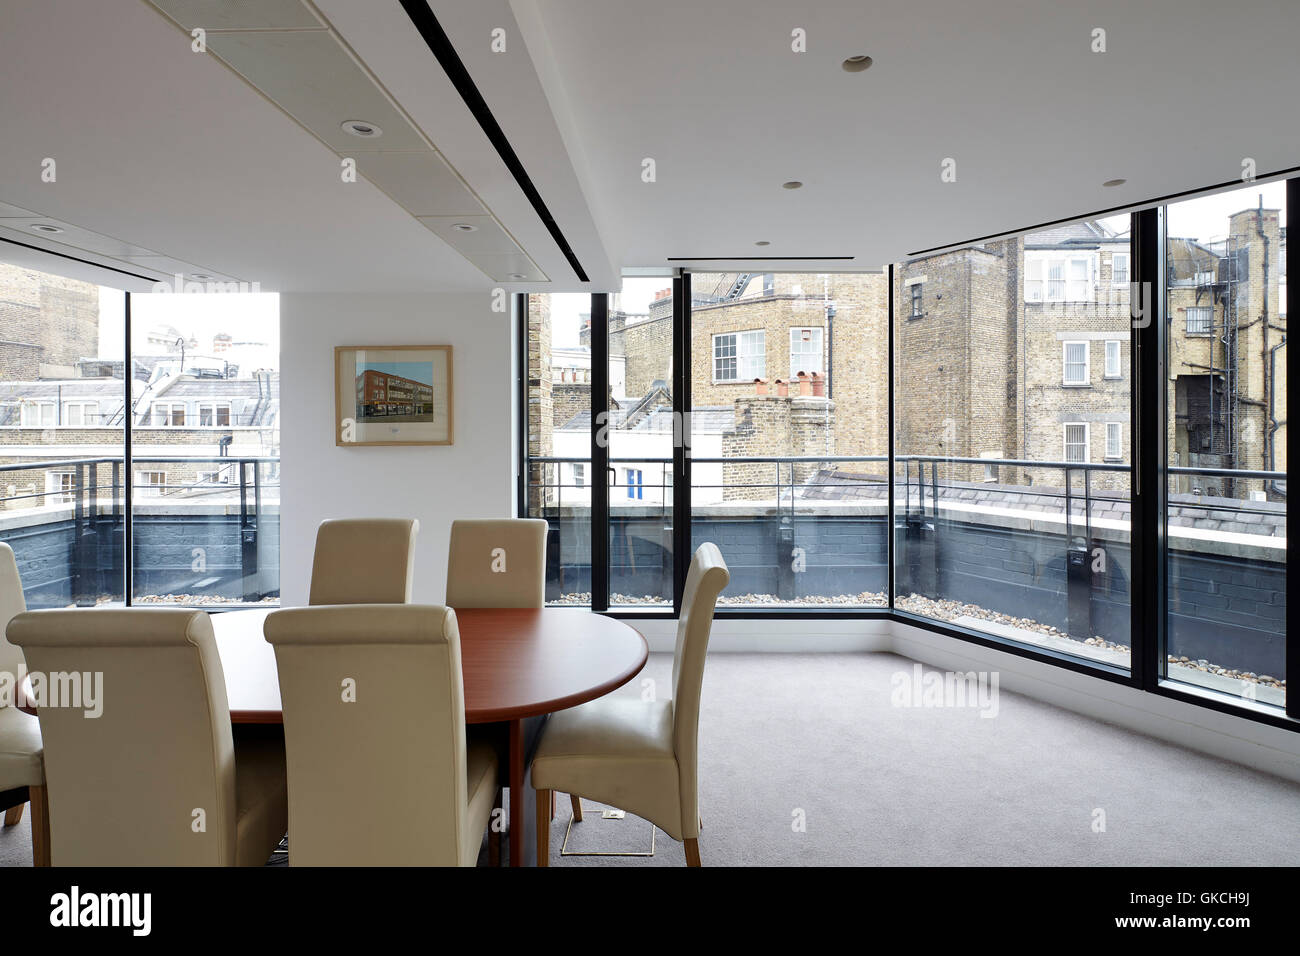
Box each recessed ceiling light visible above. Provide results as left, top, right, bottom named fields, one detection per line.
left=340, top=119, right=382, bottom=138
left=190, top=273, right=214, bottom=280
left=782, top=181, right=803, bottom=190
left=1103, top=178, right=1127, bottom=187
left=755, top=241, right=771, bottom=246
left=30, top=223, right=63, bottom=234
left=451, top=222, right=477, bottom=232
left=842, top=55, right=873, bottom=73
left=508, top=273, right=527, bottom=280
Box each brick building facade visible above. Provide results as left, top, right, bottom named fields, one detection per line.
left=527, top=204, right=1284, bottom=504
left=0, top=262, right=99, bottom=381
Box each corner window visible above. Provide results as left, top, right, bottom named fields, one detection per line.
left=1062, top=341, right=1090, bottom=385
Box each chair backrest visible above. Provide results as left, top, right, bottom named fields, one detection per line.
left=445, top=518, right=548, bottom=608
left=7, top=608, right=237, bottom=865
left=263, top=604, right=472, bottom=865
left=670, top=543, right=729, bottom=839
left=0, top=543, right=27, bottom=676
left=308, top=518, right=419, bottom=605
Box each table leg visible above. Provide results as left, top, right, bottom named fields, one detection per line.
left=505, top=714, right=550, bottom=866
left=507, top=719, right=534, bottom=867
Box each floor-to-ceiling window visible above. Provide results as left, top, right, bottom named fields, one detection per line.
left=0, top=258, right=280, bottom=608
left=0, top=261, right=126, bottom=607
left=688, top=272, right=889, bottom=608
left=1162, top=180, right=1287, bottom=709
left=893, top=223, right=1133, bottom=671
left=129, top=290, right=279, bottom=604
left=526, top=292, right=595, bottom=605
left=519, top=175, right=1291, bottom=727
left=606, top=278, right=675, bottom=607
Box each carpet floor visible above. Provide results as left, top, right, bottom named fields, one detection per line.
left=3, top=652, right=1296, bottom=867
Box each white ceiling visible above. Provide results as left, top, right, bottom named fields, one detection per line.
left=511, top=0, right=1300, bottom=272
left=0, top=0, right=1296, bottom=293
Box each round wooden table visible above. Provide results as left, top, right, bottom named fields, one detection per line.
left=211, top=606, right=648, bottom=866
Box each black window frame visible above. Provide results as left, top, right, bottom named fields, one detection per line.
left=517, top=173, right=1298, bottom=732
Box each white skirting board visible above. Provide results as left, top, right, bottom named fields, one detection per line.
left=650, top=616, right=1300, bottom=783
left=635, top=616, right=892, bottom=654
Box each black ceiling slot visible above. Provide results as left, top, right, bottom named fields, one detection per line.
left=398, top=0, right=589, bottom=283
left=667, top=256, right=856, bottom=262
left=0, top=235, right=158, bottom=284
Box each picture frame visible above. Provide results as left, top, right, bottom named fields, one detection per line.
left=334, top=345, right=453, bottom=446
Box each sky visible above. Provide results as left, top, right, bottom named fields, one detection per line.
left=549, top=276, right=670, bottom=348
left=97, top=291, right=281, bottom=363
left=357, top=360, right=433, bottom=385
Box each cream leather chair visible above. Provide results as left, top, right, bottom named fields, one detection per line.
left=0, top=543, right=47, bottom=865
left=8, top=608, right=288, bottom=866
left=532, top=543, right=729, bottom=866
left=309, top=518, right=419, bottom=605
left=445, top=518, right=548, bottom=608
left=447, top=517, right=551, bottom=830
left=264, top=604, right=496, bottom=866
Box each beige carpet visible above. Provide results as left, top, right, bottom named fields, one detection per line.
left=4, top=652, right=1297, bottom=867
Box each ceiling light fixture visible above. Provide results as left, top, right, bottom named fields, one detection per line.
left=340, top=119, right=382, bottom=138
left=1103, top=178, right=1127, bottom=187
left=841, top=55, right=873, bottom=73
left=451, top=223, right=477, bottom=232
left=190, top=273, right=214, bottom=281
left=782, top=181, right=803, bottom=190
left=755, top=241, right=771, bottom=246
left=508, top=273, right=527, bottom=280
left=30, top=223, right=63, bottom=234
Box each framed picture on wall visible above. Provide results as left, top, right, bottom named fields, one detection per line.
left=335, top=345, right=453, bottom=446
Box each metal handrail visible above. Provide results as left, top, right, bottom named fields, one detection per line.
left=0, top=455, right=279, bottom=472
left=527, top=453, right=1282, bottom=479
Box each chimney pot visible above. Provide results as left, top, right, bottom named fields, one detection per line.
left=754, top=377, right=768, bottom=396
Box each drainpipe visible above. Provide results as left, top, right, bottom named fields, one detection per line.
left=825, top=304, right=835, bottom=400
left=1255, top=199, right=1274, bottom=494
left=1268, top=337, right=1284, bottom=497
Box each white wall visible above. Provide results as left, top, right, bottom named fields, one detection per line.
left=279, top=292, right=514, bottom=607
